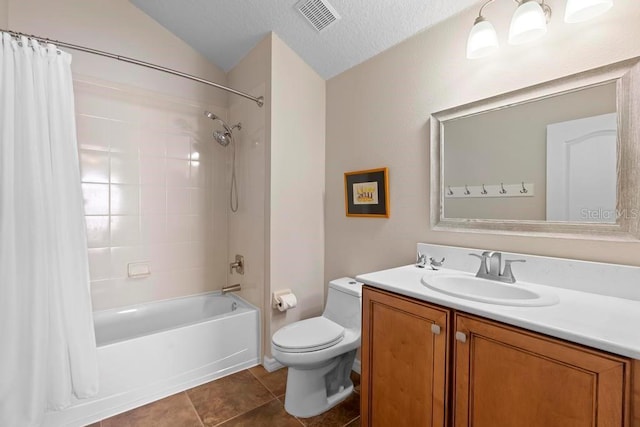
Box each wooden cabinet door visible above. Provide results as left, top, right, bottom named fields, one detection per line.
left=454, top=314, right=631, bottom=427
left=361, top=287, right=450, bottom=427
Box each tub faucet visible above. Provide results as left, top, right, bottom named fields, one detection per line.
left=222, top=283, right=241, bottom=294
left=469, top=251, right=526, bottom=284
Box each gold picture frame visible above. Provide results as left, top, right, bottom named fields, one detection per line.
left=344, top=168, right=389, bottom=218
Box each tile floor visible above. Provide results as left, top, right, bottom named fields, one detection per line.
left=90, top=366, right=361, bottom=427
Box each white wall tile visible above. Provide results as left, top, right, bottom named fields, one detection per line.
left=88, top=248, right=111, bottom=281
left=140, top=157, right=166, bottom=186
left=85, top=216, right=110, bottom=248
left=166, top=159, right=191, bottom=187
left=82, top=183, right=110, bottom=215
left=167, top=187, right=191, bottom=215
left=166, top=215, right=191, bottom=243
left=140, top=186, right=167, bottom=215
left=140, top=215, right=167, bottom=244
left=149, top=244, right=171, bottom=273
left=139, top=131, right=167, bottom=157
left=166, top=133, right=191, bottom=159
left=76, top=79, right=226, bottom=310
left=80, top=149, right=110, bottom=183
left=110, top=152, right=140, bottom=184
left=76, top=115, right=111, bottom=152
left=110, top=215, right=141, bottom=246
left=110, top=184, right=140, bottom=215
left=109, top=124, right=139, bottom=154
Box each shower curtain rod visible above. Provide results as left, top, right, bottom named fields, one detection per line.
left=1, top=28, right=265, bottom=107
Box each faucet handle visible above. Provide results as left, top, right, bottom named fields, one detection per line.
left=469, top=253, right=489, bottom=276
left=428, top=257, right=445, bottom=270
left=501, top=259, right=526, bottom=283
left=416, top=252, right=428, bottom=268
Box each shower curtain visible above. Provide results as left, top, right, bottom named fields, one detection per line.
left=0, top=33, right=98, bottom=426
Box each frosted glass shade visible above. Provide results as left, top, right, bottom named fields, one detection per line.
left=466, top=19, right=499, bottom=59
left=565, top=0, right=613, bottom=23
left=508, top=1, right=547, bottom=45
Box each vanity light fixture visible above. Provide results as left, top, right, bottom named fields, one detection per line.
left=508, top=0, right=551, bottom=45
left=466, top=0, right=499, bottom=59
left=564, top=0, right=613, bottom=23
left=466, top=0, right=613, bottom=59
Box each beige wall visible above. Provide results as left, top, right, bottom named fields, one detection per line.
left=7, top=0, right=231, bottom=309
left=227, top=33, right=326, bottom=359
left=444, top=82, right=616, bottom=220
left=227, top=35, right=272, bottom=354
left=0, top=0, right=7, bottom=27
left=268, top=34, right=326, bottom=357
left=8, top=0, right=227, bottom=106
left=325, top=0, right=640, bottom=286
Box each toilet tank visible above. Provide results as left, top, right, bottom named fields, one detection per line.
left=322, top=277, right=363, bottom=330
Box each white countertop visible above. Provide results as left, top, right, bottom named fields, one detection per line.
left=357, top=264, right=640, bottom=360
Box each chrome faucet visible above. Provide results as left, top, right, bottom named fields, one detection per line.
left=222, top=283, right=241, bottom=294
left=469, top=251, right=526, bottom=284
left=416, top=252, right=445, bottom=270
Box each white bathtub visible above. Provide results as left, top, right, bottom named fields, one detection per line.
left=43, top=292, right=260, bottom=427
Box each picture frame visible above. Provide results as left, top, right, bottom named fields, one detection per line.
left=344, top=167, right=389, bottom=218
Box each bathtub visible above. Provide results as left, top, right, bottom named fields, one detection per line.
left=43, top=292, right=260, bottom=426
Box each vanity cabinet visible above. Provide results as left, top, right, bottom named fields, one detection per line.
left=454, top=314, right=629, bottom=427
left=361, top=287, right=449, bottom=427
left=361, top=286, right=636, bottom=427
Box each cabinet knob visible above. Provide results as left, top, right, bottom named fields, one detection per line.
left=455, top=331, right=467, bottom=343
left=431, top=324, right=441, bottom=335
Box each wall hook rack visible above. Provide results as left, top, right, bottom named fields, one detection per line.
left=445, top=182, right=535, bottom=199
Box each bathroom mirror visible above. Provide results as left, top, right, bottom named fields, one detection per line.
left=430, top=57, right=640, bottom=240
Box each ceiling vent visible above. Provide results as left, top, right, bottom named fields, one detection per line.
left=296, top=0, right=341, bottom=32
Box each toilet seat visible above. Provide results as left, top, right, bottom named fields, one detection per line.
left=272, top=317, right=345, bottom=353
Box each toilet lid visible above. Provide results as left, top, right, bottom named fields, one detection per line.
left=272, top=317, right=345, bottom=353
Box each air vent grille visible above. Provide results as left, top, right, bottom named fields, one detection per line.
left=296, top=0, right=341, bottom=32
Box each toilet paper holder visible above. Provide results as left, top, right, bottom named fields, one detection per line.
left=272, top=289, right=294, bottom=310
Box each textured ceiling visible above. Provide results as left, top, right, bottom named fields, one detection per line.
left=130, top=0, right=478, bottom=80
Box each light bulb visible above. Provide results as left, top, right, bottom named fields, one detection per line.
left=508, top=1, right=548, bottom=45
left=466, top=17, right=499, bottom=59
left=565, top=0, right=613, bottom=23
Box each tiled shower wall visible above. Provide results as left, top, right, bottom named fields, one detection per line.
left=75, top=77, right=228, bottom=310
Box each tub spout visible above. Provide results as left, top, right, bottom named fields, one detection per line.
left=222, top=283, right=241, bottom=294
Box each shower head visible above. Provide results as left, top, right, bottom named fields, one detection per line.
left=213, top=130, right=232, bottom=147
left=204, top=111, right=241, bottom=147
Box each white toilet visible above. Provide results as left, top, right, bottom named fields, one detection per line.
left=271, top=277, right=363, bottom=418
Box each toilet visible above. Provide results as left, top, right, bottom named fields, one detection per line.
left=271, top=277, right=363, bottom=418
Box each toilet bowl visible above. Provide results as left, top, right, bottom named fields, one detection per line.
left=271, top=277, right=362, bottom=418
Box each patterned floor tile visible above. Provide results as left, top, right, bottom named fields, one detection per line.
left=298, top=392, right=360, bottom=427
left=101, top=392, right=202, bottom=427
left=345, top=417, right=361, bottom=427
left=187, top=370, right=275, bottom=426
left=249, top=365, right=288, bottom=397
left=217, top=399, right=301, bottom=427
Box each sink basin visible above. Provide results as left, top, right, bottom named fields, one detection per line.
left=421, top=273, right=558, bottom=307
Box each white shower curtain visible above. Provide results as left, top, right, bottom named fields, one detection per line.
left=0, top=33, right=98, bottom=426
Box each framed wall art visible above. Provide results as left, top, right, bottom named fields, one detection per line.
left=344, top=167, right=389, bottom=218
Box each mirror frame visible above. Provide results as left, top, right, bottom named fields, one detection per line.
left=430, top=57, right=640, bottom=241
